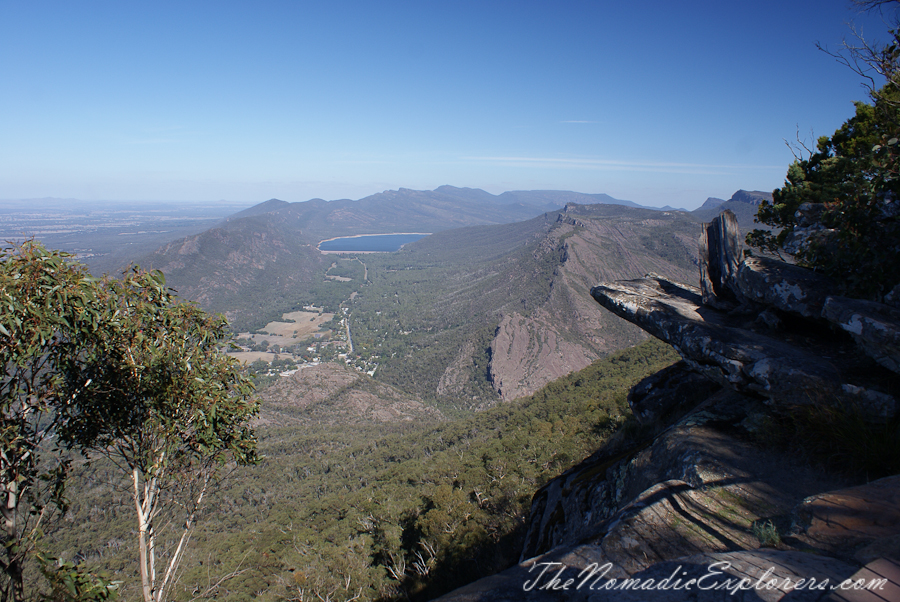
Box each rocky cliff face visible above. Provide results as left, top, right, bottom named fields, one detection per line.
left=483, top=204, right=700, bottom=402
left=436, top=210, right=900, bottom=601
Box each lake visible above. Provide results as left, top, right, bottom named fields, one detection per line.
left=318, top=233, right=430, bottom=252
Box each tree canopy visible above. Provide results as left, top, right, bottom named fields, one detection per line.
left=748, top=28, right=900, bottom=301
left=60, top=268, right=258, bottom=602
left=0, top=242, right=115, bottom=602
left=0, top=242, right=257, bottom=602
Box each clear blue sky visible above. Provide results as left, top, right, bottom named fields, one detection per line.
left=0, top=0, right=894, bottom=208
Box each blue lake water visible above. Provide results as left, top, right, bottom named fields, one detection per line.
left=318, top=233, right=429, bottom=252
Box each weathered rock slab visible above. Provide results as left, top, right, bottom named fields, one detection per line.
left=792, top=475, right=900, bottom=562
left=823, top=295, right=900, bottom=375
left=521, top=389, right=842, bottom=561
left=435, top=548, right=859, bottom=602
left=591, top=276, right=842, bottom=406
left=827, top=557, right=900, bottom=602
left=700, top=210, right=744, bottom=308
left=580, top=478, right=768, bottom=576
left=608, top=550, right=859, bottom=602
left=735, top=255, right=834, bottom=319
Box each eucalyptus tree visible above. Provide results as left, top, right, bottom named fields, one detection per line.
left=0, top=242, right=114, bottom=602
left=59, top=269, right=258, bottom=602
left=1, top=241, right=257, bottom=602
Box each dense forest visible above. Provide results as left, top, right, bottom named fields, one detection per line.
left=50, top=340, right=679, bottom=602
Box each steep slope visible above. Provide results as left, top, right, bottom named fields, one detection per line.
left=696, top=196, right=726, bottom=211
left=142, top=213, right=326, bottom=330
left=486, top=205, right=698, bottom=400
left=350, top=204, right=700, bottom=406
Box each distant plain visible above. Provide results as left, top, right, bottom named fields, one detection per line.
left=0, top=198, right=251, bottom=275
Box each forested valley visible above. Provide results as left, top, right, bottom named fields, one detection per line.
left=0, top=179, right=748, bottom=602
left=51, top=340, right=679, bottom=602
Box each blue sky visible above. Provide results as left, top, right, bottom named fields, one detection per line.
left=0, top=1, right=894, bottom=208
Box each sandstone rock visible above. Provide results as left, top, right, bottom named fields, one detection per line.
left=590, top=276, right=842, bottom=406
left=885, top=283, right=900, bottom=309
left=853, top=535, right=900, bottom=565
left=604, top=550, right=859, bottom=602
left=782, top=225, right=838, bottom=257
left=755, top=309, right=783, bottom=330
left=796, top=202, right=828, bottom=227
left=435, top=547, right=858, bottom=602
left=735, top=255, right=834, bottom=319
left=699, top=210, right=744, bottom=308
left=521, top=389, right=841, bottom=561
left=780, top=202, right=834, bottom=258
left=792, top=475, right=900, bottom=562
left=579, top=478, right=768, bottom=576
left=827, top=557, right=900, bottom=602
left=822, top=295, right=900, bottom=375
left=839, top=384, right=897, bottom=420
left=626, top=361, right=720, bottom=426
left=488, top=311, right=600, bottom=401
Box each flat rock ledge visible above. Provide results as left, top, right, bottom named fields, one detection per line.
left=519, top=386, right=852, bottom=564
left=590, top=275, right=844, bottom=408
left=591, top=210, right=899, bottom=417
left=792, top=475, right=900, bottom=564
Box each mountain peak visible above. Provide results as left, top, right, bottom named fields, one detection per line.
left=729, top=190, right=772, bottom=205
left=698, top=197, right=726, bottom=211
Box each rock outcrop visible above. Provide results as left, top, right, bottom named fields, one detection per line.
left=437, top=210, right=900, bottom=601
left=699, top=209, right=744, bottom=308
left=591, top=275, right=851, bottom=408
left=593, top=211, right=898, bottom=417
left=792, top=475, right=900, bottom=564
left=519, top=388, right=845, bottom=564
left=822, top=295, right=900, bottom=375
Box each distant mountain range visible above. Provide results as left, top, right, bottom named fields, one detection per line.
left=691, top=189, right=773, bottom=231
left=216, top=185, right=667, bottom=239
left=138, top=186, right=699, bottom=324
left=138, top=186, right=730, bottom=407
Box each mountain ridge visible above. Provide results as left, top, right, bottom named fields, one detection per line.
left=140, top=187, right=751, bottom=408
left=691, top=188, right=773, bottom=231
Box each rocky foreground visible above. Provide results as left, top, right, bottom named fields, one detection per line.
left=436, top=211, right=900, bottom=601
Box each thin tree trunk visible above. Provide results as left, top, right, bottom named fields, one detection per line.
left=133, top=468, right=154, bottom=602
left=156, top=474, right=209, bottom=602
left=3, top=475, right=22, bottom=602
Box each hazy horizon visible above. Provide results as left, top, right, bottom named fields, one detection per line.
left=1, top=1, right=892, bottom=209
left=0, top=184, right=752, bottom=212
